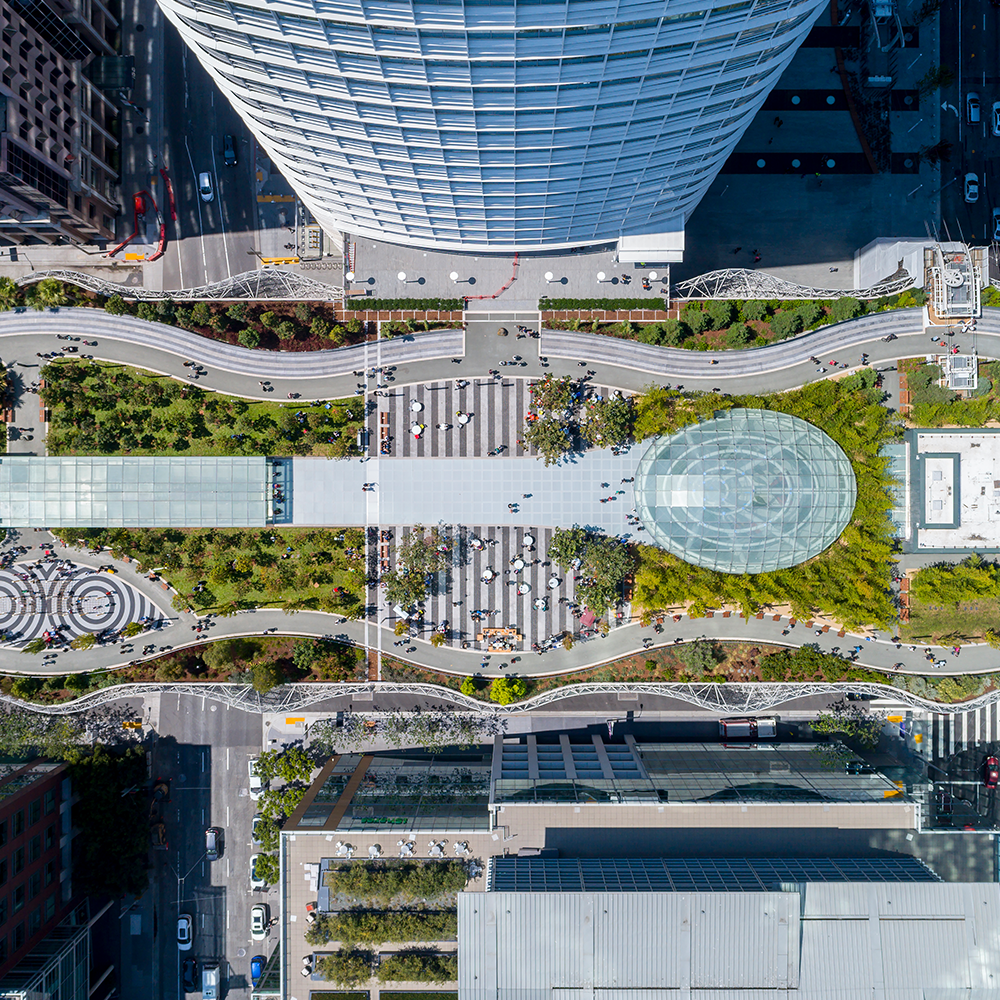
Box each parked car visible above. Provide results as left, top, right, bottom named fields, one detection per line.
left=252, top=814, right=264, bottom=847
left=251, top=903, right=269, bottom=941
left=205, top=826, right=221, bottom=862
left=934, top=787, right=954, bottom=822
left=251, top=955, right=266, bottom=987
left=223, top=134, right=237, bottom=166
left=198, top=171, right=214, bottom=202
left=177, top=914, right=193, bottom=951
left=182, top=958, right=198, bottom=993
left=250, top=853, right=267, bottom=890
left=993, top=207, right=1000, bottom=241
left=152, top=778, right=170, bottom=802
left=248, top=758, right=263, bottom=800
left=983, top=756, right=999, bottom=789
left=993, top=102, right=1000, bottom=136
left=964, top=172, right=979, bottom=203
left=968, top=92, right=981, bottom=124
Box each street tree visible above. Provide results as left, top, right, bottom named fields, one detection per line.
left=811, top=701, right=887, bottom=750
left=523, top=417, right=573, bottom=466
left=580, top=395, right=634, bottom=448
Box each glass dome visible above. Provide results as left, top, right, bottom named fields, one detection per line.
left=634, top=409, right=857, bottom=574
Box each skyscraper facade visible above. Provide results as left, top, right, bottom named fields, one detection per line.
left=157, top=0, right=826, bottom=253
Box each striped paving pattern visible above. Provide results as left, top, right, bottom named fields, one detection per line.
left=369, top=378, right=625, bottom=459
left=381, top=525, right=629, bottom=656
left=929, top=704, right=1000, bottom=762
left=0, top=561, right=165, bottom=645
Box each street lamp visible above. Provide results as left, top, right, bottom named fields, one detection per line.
left=345, top=270, right=355, bottom=282
left=544, top=271, right=554, bottom=283
left=648, top=271, right=658, bottom=282
left=397, top=271, right=407, bottom=282
left=597, top=271, right=606, bottom=283
left=450, top=271, right=459, bottom=282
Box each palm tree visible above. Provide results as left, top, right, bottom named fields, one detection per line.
left=214, top=601, right=241, bottom=618
left=27, top=278, right=68, bottom=311
left=70, top=633, right=98, bottom=650
left=0, top=277, right=21, bottom=311
left=21, top=637, right=48, bottom=655
left=283, top=596, right=318, bottom=615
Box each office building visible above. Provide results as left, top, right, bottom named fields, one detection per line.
left=1, top=0, right=120, bottom=244
left=155, top=0, right=827, bottom=255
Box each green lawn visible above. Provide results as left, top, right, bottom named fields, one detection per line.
left=52, top=526, right=367, bottom=613
left=901, top=596, right=998, bottom=644
left=380, top=992, right=457, bottom=1000
left=40, top=360, right=365, bottom=457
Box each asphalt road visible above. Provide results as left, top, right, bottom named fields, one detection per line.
left=940, top=0, right=1000, bottom=243
left=158, top=18, right=257, bottom=291
left=131, top=692, right=265, bottom=1000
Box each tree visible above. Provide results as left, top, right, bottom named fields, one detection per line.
left=831, top=296, right=865, bottom=323
left=548, top=527, right=589, bottom=567
left=489, top=676, right=527, bottom=705
left=740, top=300, right=769, bottom=322
left=705, top=299, right=736, bottom=329
left=275, top=320, right=297, bottom=341
left=202, top=636, right=261, bottom=671
left=917, top=63, right=954, bottom=95
left=27, top=278, right=67, bottom=310
left=0, top=276, right=21, bottom=310
left=21, top=637, right=47, bottom=655
left=770, top=309, right=804, bottom=339
left=548, top=529, right=632, bottom=615
left=523, top=417, right=573, bottom=466
left=384, top=571, right=427, bottom=607
left=811, top=701, right=887, bottom=750
left=310, top=317, right=331, bottom=339
left=249, top=658, right=283, bottom=693
left=317, top=950, right=373, bottom=987
left=253, top=851, right=280, bottom=885
left=397, top=525, right=449, bottom=577
left=460, top=675, right=479, bottom=697
left=122, top=621, right=143, bottom=638
left=227, top=302, right=250, bottom=322
left=238, top=326, right=260, bottom=348
left=70, top=632, right=98, bottom=650
left=254, top=746, right=315, bottom=783
left=674, top=640, right=722, bottom=678
left=527, top=373, right=576, bottom=412
left=581, top=396, right=634, bottom=447
left=725, top=322, right=753, bottom=347
left=190, top=302, right=211, bottom=326
left=430, top=632, right=446, bottom=647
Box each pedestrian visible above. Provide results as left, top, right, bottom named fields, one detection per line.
left=733, top=246, right=742, bottom=254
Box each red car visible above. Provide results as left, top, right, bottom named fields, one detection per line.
left=984, top=756, right=999, bottom=789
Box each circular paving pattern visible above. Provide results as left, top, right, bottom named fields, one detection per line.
left=634, top=408, right=857, bottom=574
left=0, top=561, right=166, bottom=644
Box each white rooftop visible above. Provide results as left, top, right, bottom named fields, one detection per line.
left=915, top=431, right=1000, bottom=549
left=458, top=883, right=1000, bottom=1000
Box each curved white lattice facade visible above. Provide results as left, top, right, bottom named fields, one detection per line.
left=157, top=0, right=827, bottom=252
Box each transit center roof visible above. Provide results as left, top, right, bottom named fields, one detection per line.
left=634, top=408, right=857, bottom=573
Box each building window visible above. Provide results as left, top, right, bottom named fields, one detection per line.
left=28, top=800, right=40, bottom=827
left=0, top=935, right=6, bottom=963
left=27, top=908, right=40, bottom=936
left=27, top=873, right=40, bottom=900
left=43, top=790, right=56, bottom=815
left=0, top=820, right=7, bottom=846
left=11, top=922, right=23, bottom=950
left=11, top=849, right=24, bottom=876
left=44, top=825, right=55, bottom=851
left=44, top=861, right=56, bottom=887
left=44, top=896, right=55, bottom=921
left=11, top=812, right=23, bottom=838
left=27, top=837, right=40, bottom=864
left=12, top=884, right=25, bottom=913
left=0, top=859, right=7, bottom=886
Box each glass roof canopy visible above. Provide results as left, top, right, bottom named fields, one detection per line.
left=635, top=409, right=856, bottom=574
left=0, top=457, right=268, bottom=527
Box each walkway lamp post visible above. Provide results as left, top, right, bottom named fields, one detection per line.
left=597, top=271, right=607, bottom=283
left=544, top=271, right=554, bottom=283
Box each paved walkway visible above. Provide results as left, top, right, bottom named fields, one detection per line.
left=0, top=305, right=993, bottom=680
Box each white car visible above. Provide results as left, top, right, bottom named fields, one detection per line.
left=993, top=101, right=1000, bottom=136
left=177, top=913, right=193, bottom=951
left=251, top=903, right=269, bottom=941
left=968, top=91, right=981, bottom=124
left=250, top=854, right=268, bottom=890
left=248, top=758, right=263, bottom=800
left=251, top=814, right=263, bottom=847
left=198, top=171, right=214, bottom=202
left=993, top=207, right=1000, bottom=241
left=965, top=172, right=979, bottom=204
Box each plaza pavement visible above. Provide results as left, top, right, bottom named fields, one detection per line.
left=0, top=305, right=995, bottom=680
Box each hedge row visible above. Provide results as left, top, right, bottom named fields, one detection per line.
left=539, top=297, right=662, bottom=311
left=344, top=298, right=464, bottom=311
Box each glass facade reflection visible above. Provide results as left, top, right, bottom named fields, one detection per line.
left=635, top=408, right=856, bottom=574
left=492, top=739, right=903, bottom=805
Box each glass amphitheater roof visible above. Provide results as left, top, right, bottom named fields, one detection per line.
left=635, top=409, right=856, bottom=574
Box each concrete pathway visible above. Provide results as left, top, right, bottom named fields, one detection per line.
left=0, top=304, right=993, bottom=680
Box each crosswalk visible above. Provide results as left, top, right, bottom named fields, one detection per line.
left=928, top=704, right=1000, bottom=761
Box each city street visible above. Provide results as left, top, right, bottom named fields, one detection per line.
left=940, top=0, right=1000, bottom=243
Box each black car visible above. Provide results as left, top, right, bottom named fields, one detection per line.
left=223, top=134, right=237, bottom=166
left=182, top=958, right=198, bottom=992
